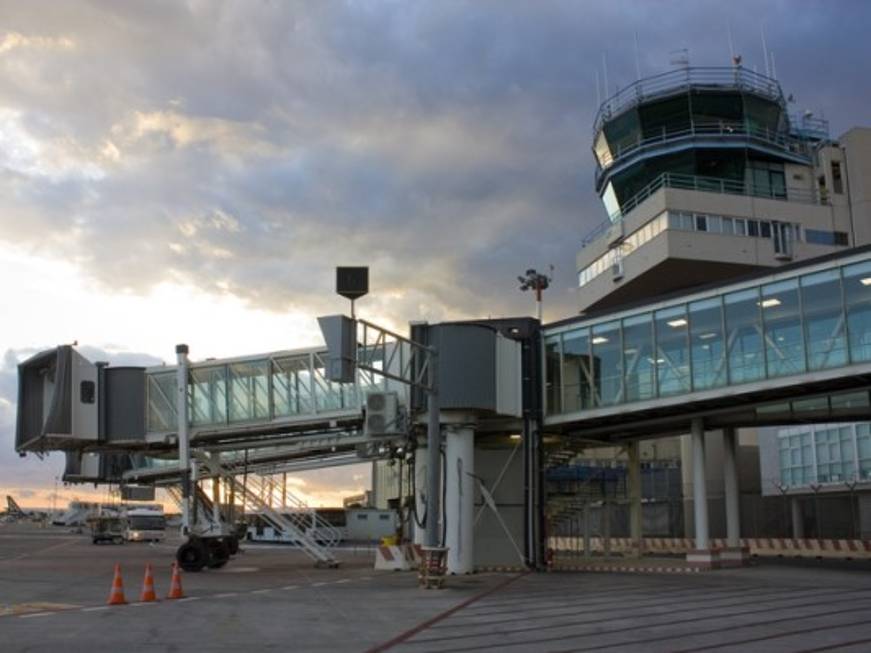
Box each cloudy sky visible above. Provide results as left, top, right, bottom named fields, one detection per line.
left=2, top=0, right=870, bottom=507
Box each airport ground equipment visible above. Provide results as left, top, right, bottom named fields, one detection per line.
left=88, top=516, right=125, bottom=545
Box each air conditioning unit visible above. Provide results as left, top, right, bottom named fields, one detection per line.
left=365, top=391, right=399, bottom=438
left=611, top=259, right=624, bottom=281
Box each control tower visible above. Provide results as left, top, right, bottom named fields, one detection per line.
left=578, top=65, right=871, bottom=313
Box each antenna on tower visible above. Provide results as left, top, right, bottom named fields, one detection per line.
left=595, top=70, right=601, bottom=107
left=760, top=24, right=770, bottom=77
left=602, top=52, right=610, bottom=97
left=727, top=21, right=735, bottom=62
left=769, top=50, right=777, bottom=79
left=634, top=31, right=642, bottom=80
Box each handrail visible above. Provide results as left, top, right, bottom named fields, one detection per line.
left=593, top=66, right=785, bottom=135
left=580, top=171, right=825, bottom=249
left=595, top=119, right=812, bottom=172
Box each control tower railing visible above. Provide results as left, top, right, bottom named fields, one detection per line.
left=594, top=118, right=813, bottom=173
left=580, top=170, right=826, bottom=249
left=593, top=67, right=785, bottom=135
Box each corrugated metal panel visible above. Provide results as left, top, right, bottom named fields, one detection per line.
left=495, top=334, right=522, bottom=417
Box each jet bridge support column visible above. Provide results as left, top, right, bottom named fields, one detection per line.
left=444, top=419, right=475, bottom=574
left=720, top=427, right=749, bottom=566
left=413, top=444, right=427, bottom=547
left=687, top=418, right=718, bottom=568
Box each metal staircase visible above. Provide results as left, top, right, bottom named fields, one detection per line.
left=198, top=456, right=340, bottom=567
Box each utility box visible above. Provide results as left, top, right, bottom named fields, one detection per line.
left=365, top=391, right=400, bottom=437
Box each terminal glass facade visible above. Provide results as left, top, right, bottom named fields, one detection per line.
left=778, top=423, right=871, bottom=486
left=549, top=252, right=871, bottom=416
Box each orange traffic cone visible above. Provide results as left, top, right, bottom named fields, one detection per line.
left=166, top=562, right=184, bottom=599
left=139, top=563, right=157, bottom=602
left=107, top=563, right=127, bottom=605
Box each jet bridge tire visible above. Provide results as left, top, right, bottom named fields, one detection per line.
left=227, top=536, right=239, bottom=556
left=206, top=539, right=230, bottom=569
left=177, top=540, right=207, bottom=572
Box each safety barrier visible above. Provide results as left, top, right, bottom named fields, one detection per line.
left=548, top=536, right=871, bottom=559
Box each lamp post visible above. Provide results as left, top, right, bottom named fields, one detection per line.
left=518, top=267, right=553, bottom=322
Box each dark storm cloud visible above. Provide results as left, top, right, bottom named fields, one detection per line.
left=1, top=0, right=870, bottom=323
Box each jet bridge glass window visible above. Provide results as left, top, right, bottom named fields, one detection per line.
left=228, top=361, right=270, bottom=423
left=622, top=314, right=655, bottom=402
left=761, top=279, right=806, bottom=378
left=654, top=307, right=690, bottom=397
left=591, top=321, right=622, bottom=407
left=689, top=298, right=726, bottom=391
left=801, top=270, right=847, bottom=371
left=544, top=335, right=562, bottom=414
left=724, top=288, right=765, bottom=385
left=190, top=366, right=227, bottom=427
left=844, top=261, right=871, bottom=363
left=561, top=328, right=593, bottom=412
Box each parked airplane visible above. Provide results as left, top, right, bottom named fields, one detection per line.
left=0, top=495, right=47, bottom=523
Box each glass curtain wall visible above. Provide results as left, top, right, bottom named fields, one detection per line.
left=548, top=253, right=871, bottom=417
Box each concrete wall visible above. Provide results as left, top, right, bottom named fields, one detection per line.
left=842, top=128, right=871, bottom=246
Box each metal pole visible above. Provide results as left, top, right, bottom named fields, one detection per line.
left=176, top=344, right=191, bottom=535
left=691, top=418, right=709, bottom=550
left=425, top=350, right=441, bottom=547
left=723, top=427, right=741, bottom=547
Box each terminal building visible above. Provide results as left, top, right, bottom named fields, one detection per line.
left=13, top=65, right=871, bottom=572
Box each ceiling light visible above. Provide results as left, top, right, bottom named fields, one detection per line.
left=698, top=332, right=717, bottom=340
left=592, top=336, right=609, bottom=344
left=760, top=298, right=781, bottom=308
left=667, top=318, right=688, bottom=328
left=861, top=278, right=871, bottom=286
left=509, top=434, right=522, bottom=441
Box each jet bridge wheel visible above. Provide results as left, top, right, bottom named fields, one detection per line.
left=205, top=537, right=231, bottom=569
left=177, top=537, right=207, bottom=572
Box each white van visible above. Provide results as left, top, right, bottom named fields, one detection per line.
left=124, top=508, right=166, bottom=542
